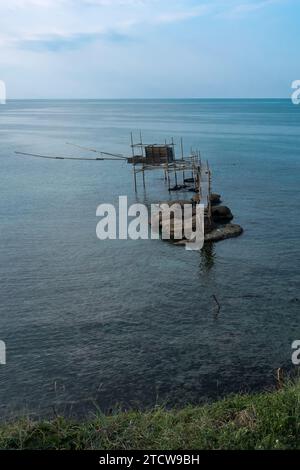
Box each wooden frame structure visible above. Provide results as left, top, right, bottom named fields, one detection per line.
left=130, top=133, right=212, bottom=222
left=14, top=131, right=213, bottom=224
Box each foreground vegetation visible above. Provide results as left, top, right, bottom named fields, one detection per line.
left=1, top=381, right=300, bottom=450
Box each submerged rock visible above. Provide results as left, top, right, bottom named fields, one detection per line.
left=212, top=206, right=233, bottom=223
left=210, top=193, right=222, bottom=205
left=173, top=223, right=243, bottom=247
left=205, top=223, right=243, bottom=242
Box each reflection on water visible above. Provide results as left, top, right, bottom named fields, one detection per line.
left=200, top=242, right=216, bottom=272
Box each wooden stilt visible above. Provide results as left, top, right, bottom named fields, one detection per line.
left=180, top=137, right=185, bottom=184
left=142, top=164, right=145, bottom=188
left=208, top=167, right=212, bottom=224
left=167, top=167, right=171, bottom=191
left=133, top=165, right=137, bottom=192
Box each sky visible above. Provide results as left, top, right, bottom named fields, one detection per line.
left=0, top=0, right=299, bottom=98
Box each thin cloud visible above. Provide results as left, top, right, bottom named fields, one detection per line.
left=8, top=30, right=132, bottom=51
left=155, top=5, right=211, bottom=25
left=222, top=0, right=283, bottom=18
left=0, top=0, right=286, bottom=53
left=3, top=0, right=66, bottom=8
left=0, top=1, right=212, bottom=52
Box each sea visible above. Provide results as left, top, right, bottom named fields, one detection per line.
left=0, top=99, right=300, bottom=419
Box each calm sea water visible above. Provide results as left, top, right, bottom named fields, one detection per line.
left=0, top=99, right=300, bottom=419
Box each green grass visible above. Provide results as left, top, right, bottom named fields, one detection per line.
left=1, top=381, right=300, bottom=450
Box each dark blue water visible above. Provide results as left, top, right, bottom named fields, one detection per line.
left=0, top=99, right=300, bottom=419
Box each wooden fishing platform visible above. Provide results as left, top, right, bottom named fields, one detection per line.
left=14, top=132, right=244, bottom=244
left=14, top=131, right=213, bottom=215
left=129, top=133, right=212, bottom=219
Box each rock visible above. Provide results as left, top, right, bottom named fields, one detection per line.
left=150, top=199, right=243, bottom=247
left=150, top=202, right=214, bottom=232
left=212, top=205, right=233, bottom=223
left=157, top=220, right=243, bottom=246
left=205, top=224, right=243, bottom=242
left=161, top=214, right=215, bottom=241
left=171, top=223, right=243, bottom=246
left=161, top=216, right=193, bottom=240
left=210, top=193, right=221, bottom=205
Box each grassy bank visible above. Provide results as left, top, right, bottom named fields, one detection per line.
left=1, top=381, right=300, bottom=450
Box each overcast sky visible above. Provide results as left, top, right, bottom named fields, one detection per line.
left=0, top=0, right=298, bottom=98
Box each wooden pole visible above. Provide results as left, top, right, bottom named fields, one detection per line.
left=180, top=137, right=185, bottom=184
left=208, top=168, right=212, bottom=224
left=130, top=132, right=134, bottom=156
left=139, top=130, right=146, bottom=189
left=140, top=130, right=144, bottom=157
left=190, top=146, right=194, bottom=179
left=131, top=132, right=137, bottom=191
left=133, top=165, right=137, bottom=192
left=198, top=150, right=202, bottom=172
left=172, top=137, right=178, bottom=188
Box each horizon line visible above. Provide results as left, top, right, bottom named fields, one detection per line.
left=4, top=97, right=290, bottom=101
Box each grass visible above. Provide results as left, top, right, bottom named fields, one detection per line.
left=1, top=381, right=300, bottom=450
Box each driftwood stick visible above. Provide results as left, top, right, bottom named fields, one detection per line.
left=212, top=294, right=221, bottom=314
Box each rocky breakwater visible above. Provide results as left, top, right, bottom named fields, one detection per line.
left=149, top=194, right=243, bottom=247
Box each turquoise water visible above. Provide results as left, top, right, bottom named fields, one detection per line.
left=0, top=99, right=300, bottom=418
